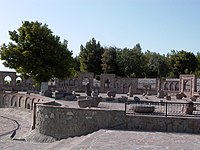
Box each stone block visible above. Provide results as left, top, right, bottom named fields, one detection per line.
left=133, top=96, right=140, bottom=102
left=157, top=90, right=165, bottom=98
left=65, top=95, right=77, bottom=101
left=107, top=90, right=116, bottom=98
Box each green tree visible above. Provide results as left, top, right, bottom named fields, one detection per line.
left=144, top=50, right=169, bottom=78
left=79, top=38, right=104, bottom=75
left=0, top=21, right=74, bottom=84
left=116, top=44, right=146, bottom=77
left=194, top=52, right=200, bottom=77
left=72, top=56, right=81, bottom=77
left=101, top=46, right=118, bottom=74
left=168, top=50, right=198, bottom=77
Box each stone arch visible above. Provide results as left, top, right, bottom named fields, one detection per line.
left=18, top=96, right=24, bottom=107
left=169, top=82, right=174, bottom=90
left=175, top=82, right=179, bottom=91
left=74, top=79, right=78, bottom=86
left=69, top=79, right=74, bottom=86
left=11, top=95, right=17, bottom=107
left=25, top=97, right=30, bottom=109
left=123, top=83, right=130, bottom=93
left=60, top=81, right=65, bottom=86
left=31, top=98, right=35, bottom=110
left=27, top=103, right=30, bottom=109
left=114, top=80, right=120, bottom=88
left=3, top=95, right=10, bottom=105
left=164, top=82, right=169, bottom=90
left=64, top=80, right=68, bottom=86
left=123, top=83, right=127, bottom=88
left=16, top=76, right=22, bottom=86
left=4, top=76, right=12, bottom=86
left=0, top=72, right=16, bottom=89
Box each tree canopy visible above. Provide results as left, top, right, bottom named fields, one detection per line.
left=101, top=46, right=118, bottom=74
left=1, top=21, right=200, bottom=81
left=79, top=38, right=104, bottom=75
left=116, top=44, right=146, bottom=77
left=145, top=51, right=169, bottom=78
left=0, top=21, right=74, bottom=84
left=168, top=50, right=198, bottom=77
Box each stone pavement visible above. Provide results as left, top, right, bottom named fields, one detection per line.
left=71, top=129, right=200, bottom=150
left=1, top=108, right=200, bottom=149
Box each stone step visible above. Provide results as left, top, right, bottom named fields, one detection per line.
left=44, top=129, right=107, bottom=150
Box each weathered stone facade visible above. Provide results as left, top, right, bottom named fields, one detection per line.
left=1, top=71, right=200, bottom=97
left=0, top=71, right=38, bottom=91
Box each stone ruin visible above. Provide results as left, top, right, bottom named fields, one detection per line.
left=1, top=71, right=200, bottom=101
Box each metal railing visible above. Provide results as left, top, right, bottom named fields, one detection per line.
left=125, top=100, right=200, bottom=117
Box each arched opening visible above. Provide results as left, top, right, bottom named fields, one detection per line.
left=14, top=101, right=17, bottom=107
left=164, top=82, right=169, bottom=90
left=74, top=79, right=78, bottom=86
left=104, top=79, right=111, bottom=88
left=4, top=76, right=12, bottom=86
left=170, top=82, right=174, bottom=90
left=3, top=95, right=9, bottom=105
left=16, top=76, right=22, bottom=85
left=69, top=79, right=74, bottom=86
left=19, top=96, right=24, bottom=107
left=175, top=82, right=179, bottom=91
left=31, top=98, right=35, bottom=109
left=25, top=97, right=29, bottom=109
left=114, top=80, right=120, bottom=88
left=27, top=103, right=30, bottom=109
left=11, top=95, right=17, bottom=107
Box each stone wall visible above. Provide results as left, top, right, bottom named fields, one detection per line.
left=126, top=115, right=200, bottom=134
left=0, top=93, right=55, bottom=111
left=35, top=105, right=126, bottom=139
left=35, top=105, right=200, bottom=140
left=1, top=93, right=200, bottom=140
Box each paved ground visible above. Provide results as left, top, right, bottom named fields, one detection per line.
left=1, top=110, right=200, bottom=150
left=1, top=93, right=200, bottom=149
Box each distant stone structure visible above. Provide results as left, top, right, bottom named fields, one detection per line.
left=1, top=71, right=200, bottom=98
left=0, top=71, right=39, bottom=92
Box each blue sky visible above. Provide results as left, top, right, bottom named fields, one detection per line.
left=0, top=0, right=200, bottom=71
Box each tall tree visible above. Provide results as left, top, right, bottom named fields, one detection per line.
left=116, top=44, right=146, bottom=77
left=195, top=52, right=200, bottom=77
left=144, top=50, right=169, bottom=78
left=79, top=38, right=104, bottom=75
left=168, top=50, right=198, bottom=77
left=101, top=46, right=118, bottom=74
left=0, top=21, right=74, bottom=84
left=72, top=56, right=81, bottom=77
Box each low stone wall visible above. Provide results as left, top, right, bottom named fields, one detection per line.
left=1, top=93, right=200, bottom=139
left=126, top=115, right=200, bottom=134
left=35, top=105, right=200, bottom=140
left=35, top=105, right=126, bottom=139
left=0, top=93, right=55, bottom=111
